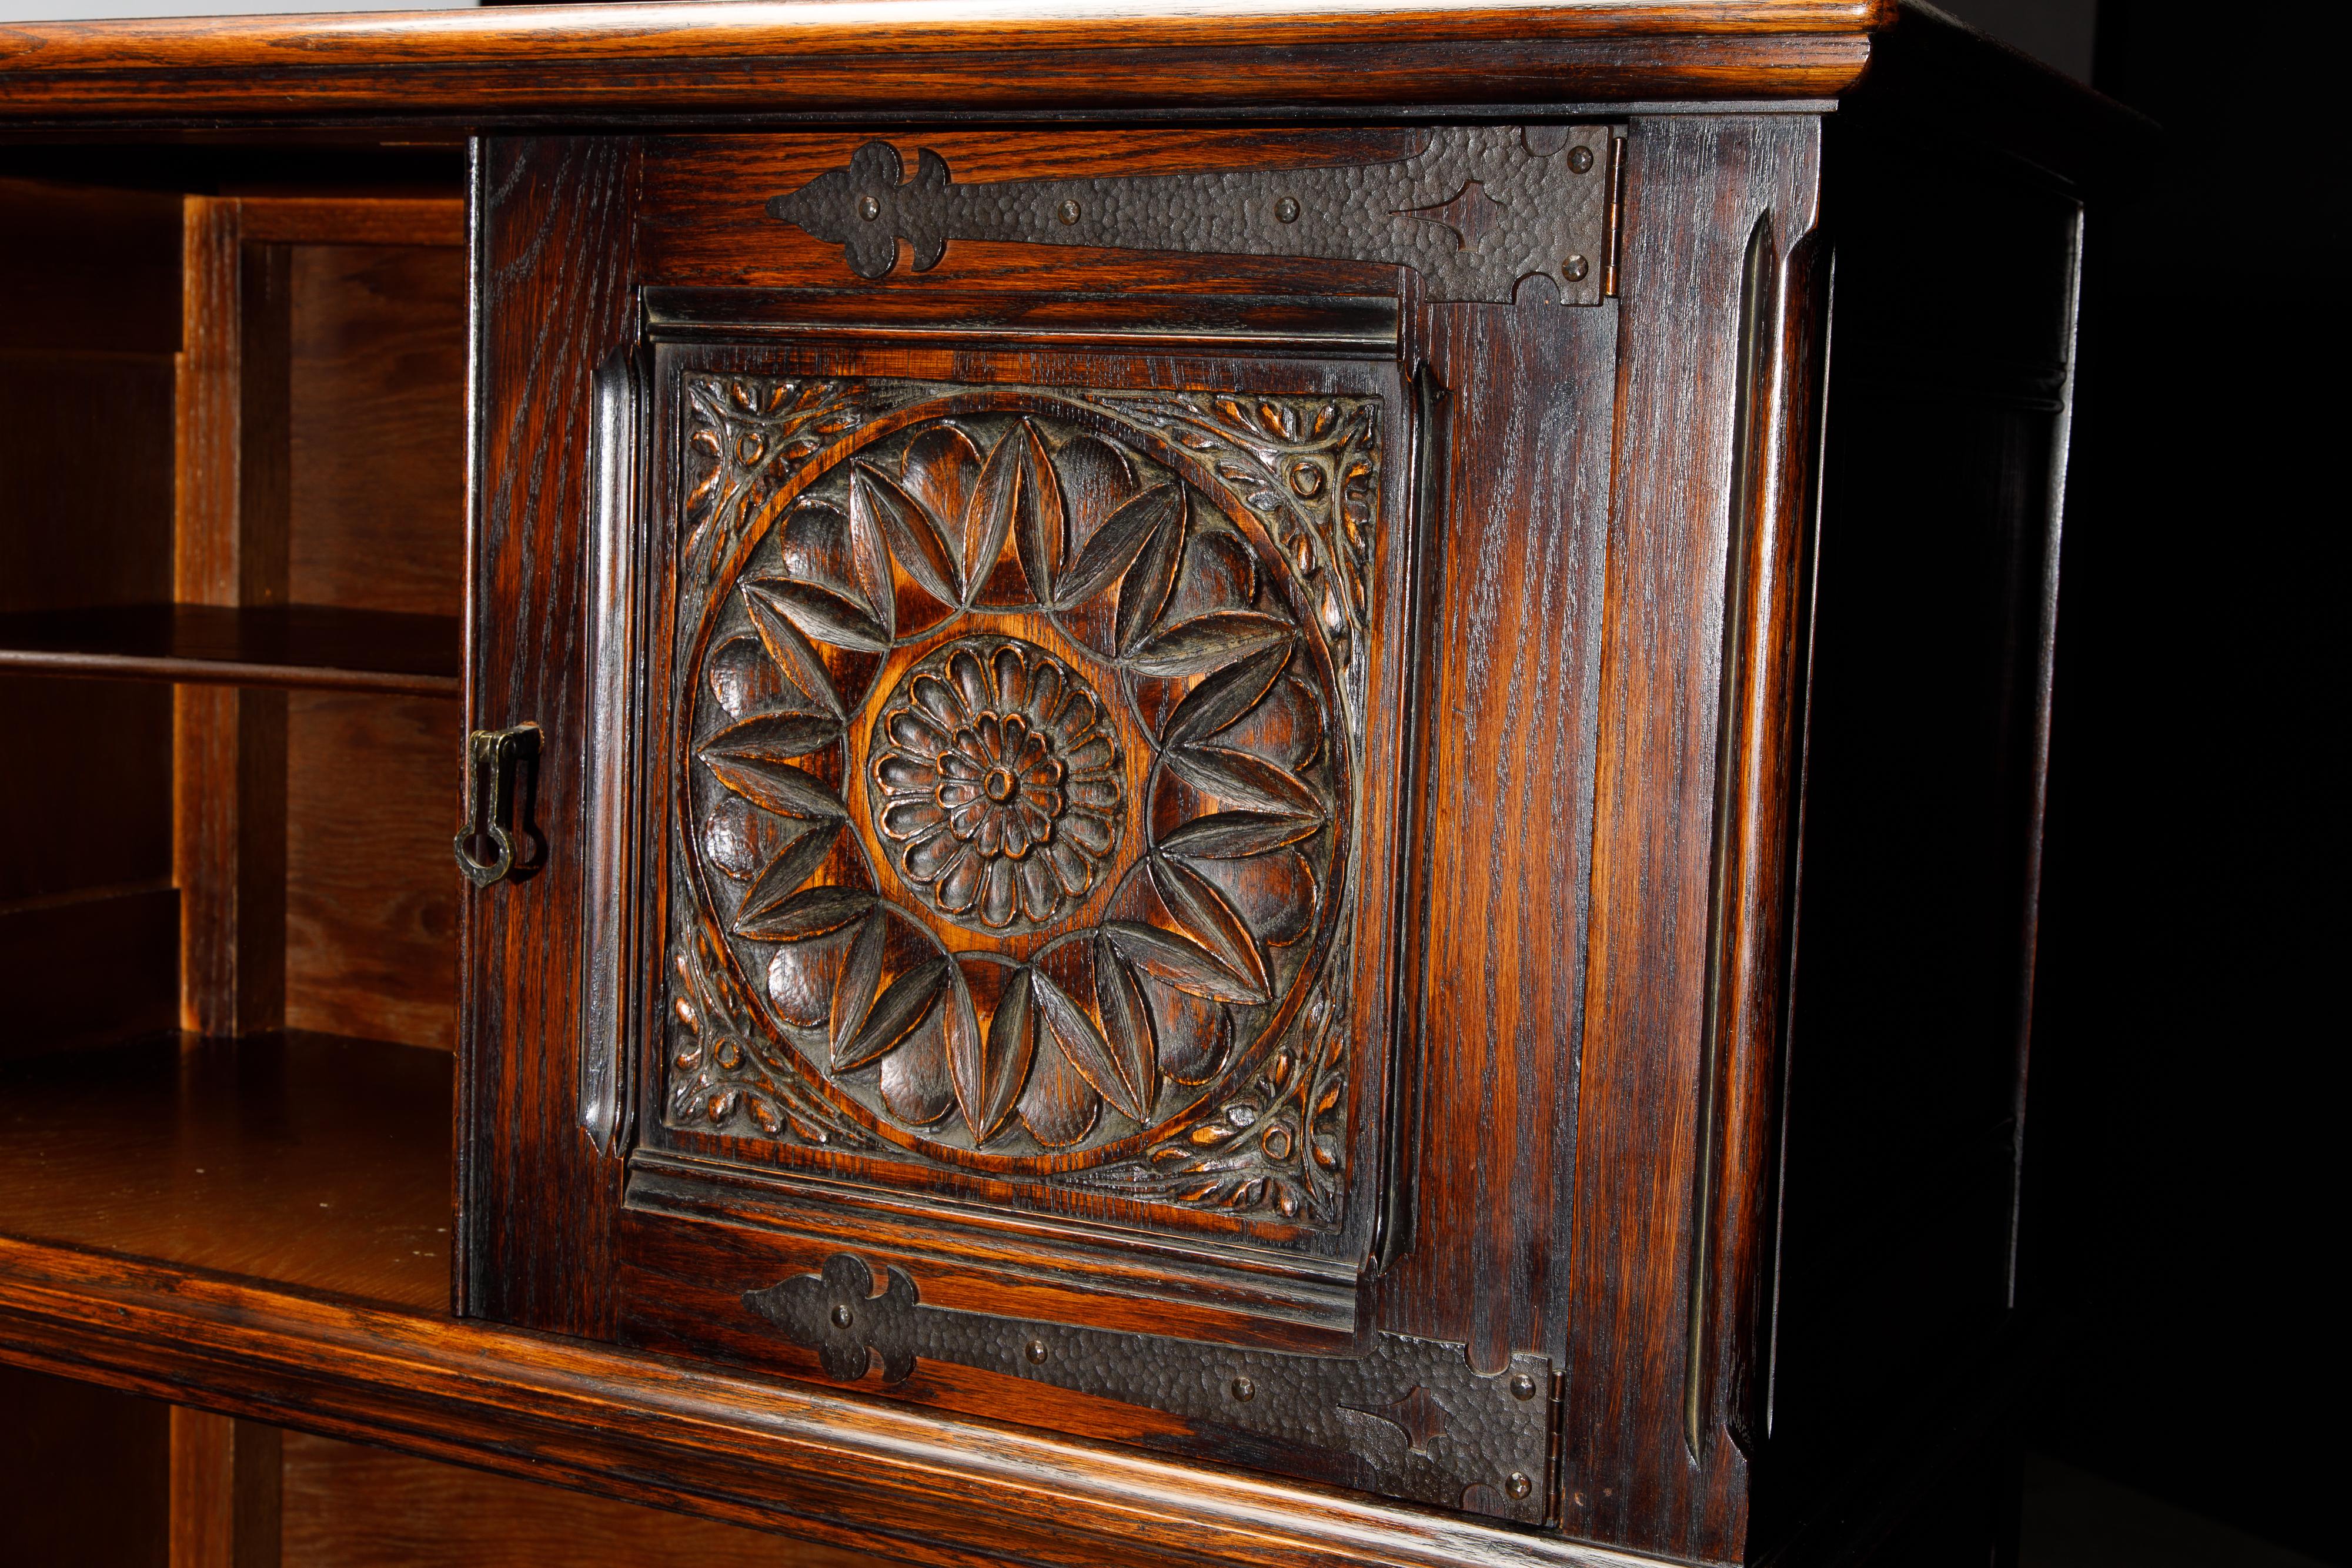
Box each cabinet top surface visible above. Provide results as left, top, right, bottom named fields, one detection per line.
left=0, top=0, right=1897, bottom=124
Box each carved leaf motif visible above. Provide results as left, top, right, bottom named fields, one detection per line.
left=742, top=582, right=846, bottom=718
left=1164, top=744, right=1321, bottom=820
left=1017, top=1029, right=1101, bottom=1148
left=736, top=884, right=874, bottom=944
left=701, top=748, right=847, bottom=822
left=1093, top=935, right=1160, bottom=1127
left=733, top=818, right=841, bottom=930
left=1160, top=640, right=1291, bottom=747
left=836, top=955, right=952, bottom=1072
left=1144, top=856, right=1272, bottom=1001
left=1056, top=480, right=1178, bottom=608
left=900, top=424, right=984, bottom=546
left=1104, top=917, right=1265, bottom=1007
left=701, top=709, right=838, bottom=765
left=1031, top=967, right=1149, bottom=1123
left=1158, top=811, right=1322, bottom=861
left=880, top=1004, right=957, bottom=1126
left=743, top=576, right=888, bottom=654
left=853, top=461, right=962, bottom=607
left=828, top=913, right=889, bottom=1057
left=969, top=419, right=1064, bottom=604
left=1114, top=487, right=1187, bottom=655
left=934, top=968, right=990, bottom=1138
left=963, top=967, right=1038, bottom=1144
left=1127, top=612, right=1292, bottom=679
left=682, top=390, right=1364, bottom=1191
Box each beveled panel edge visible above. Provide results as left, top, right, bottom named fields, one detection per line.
left=644, top=288, right=1402, bottom=355
left=624, top=1149, right=1366, bottom=1341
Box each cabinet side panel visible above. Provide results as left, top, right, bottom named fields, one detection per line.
left=0, top=178, right=179, bottom=1051
left=1759, top=122, right=2082, bottom=1538
left=1565, top=114, right=1822, bottom=1564
left=459, top=135, right=640, bottom=1331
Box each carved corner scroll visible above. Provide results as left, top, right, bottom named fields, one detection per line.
left=766, top=127, right=1616, bottom=306
left=746, top=1254, right=1556, bottom=1525
left=667, top=376, right=1379, bottom=1231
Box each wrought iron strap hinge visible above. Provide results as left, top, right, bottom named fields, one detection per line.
left=767, top=127, right=1620, bottom=307
left=746, top=1255, right=1558, bottom=1524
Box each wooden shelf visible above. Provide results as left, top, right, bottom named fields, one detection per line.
left=0, top=604, right=459, bottom=697
left=0, top=1032, right=1652, bottom=1568
left=0, top=1032, right=450, bottom=1310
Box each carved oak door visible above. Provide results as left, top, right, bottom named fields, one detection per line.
left=467, top=119, right=1632, bottom=1529
left=573, top=317, right=1555, bottom=1509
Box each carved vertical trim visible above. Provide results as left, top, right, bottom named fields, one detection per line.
left=1373, top=362, right=1450, bottom=1274
left=1689, top=209, right=1825, bottom=1460
left=581, top=345, right=647, bottom=1154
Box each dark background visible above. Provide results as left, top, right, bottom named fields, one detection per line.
left=1935, top=1, right=2341, bottom=1560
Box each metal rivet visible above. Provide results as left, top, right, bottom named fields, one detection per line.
left=1562, top=254, right=1590, bottom=282
left=1057, top=199, right=1081, bottom=225
left=1275, top=196, right=1301, bottom=223
left=1568, top=145, right=1595, bottom=174
left=1506, top=1472, right=1533, bottom=1500
left=1025, top=1339, right=1050, bottom=1365
left=857, top=195, right=881, bottom=222
left=830, top=1304, right=854, bottom=1328
left=1231, top=1376, right=1255, bottom=1402
left=1510, top=1372, right=1539, bottom=1401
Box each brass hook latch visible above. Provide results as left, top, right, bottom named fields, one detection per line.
left=454, top=723, right=542, bottom=888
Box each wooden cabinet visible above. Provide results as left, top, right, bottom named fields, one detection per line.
left=0, top=6, right=2146, bottom=1566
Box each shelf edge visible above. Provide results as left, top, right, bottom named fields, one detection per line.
left=0, top=649, right=460, bottom=697
left=0, top=1234, right=1664, bottom=1568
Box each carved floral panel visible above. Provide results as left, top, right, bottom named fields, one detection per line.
left=664, top=374, right=1379, bottom=1226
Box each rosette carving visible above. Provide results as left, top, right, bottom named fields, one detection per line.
left=670, top=379, right=1374, bottom=1221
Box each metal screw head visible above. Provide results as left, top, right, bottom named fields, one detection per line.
left=1506, top=1472, right=1534, bottom=1500
left=1568, top=145, right=1595, bottom=174
left=1275, top=196, right=1301, bottom=223
left=857, top=195, right=881, bottom=222
left=830, top=1304, right=854, bottom=1329
left=1510, top=1372, right=1539, bottom=1401
left=1024, top=1339, right=1050, bottom=1365
left=1230, top=1376, right=1256, bottom=1402
left=1057, top=199, right=1081, bottom=225
left=1561, top=254, right=1591, bottom=283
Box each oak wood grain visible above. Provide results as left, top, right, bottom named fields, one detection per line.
left=175, top=194, right=291, bottom=1037
left=1369, top=286, right=1618, bottom=1376
left=286, top=691, right=462, bottom=1051
left=287, top=241, right=467, bottom=619
left=459, top=134, right=640, bottom=1331
left=0, top=1235, right=1679, bottom=1568
left=641, top=130, right=1414, bottom=302
left=280, top=1428, right=908, bottom=1568
left=169, top=1407, right=280, bottom=1568
left=238, top=195, right=463, bottom=247
left=0, top=1032, right=451, bottom=1310
left=0, top=4, right=1886, bottom=125
left=1561, top=113, right=1821, bottom=1563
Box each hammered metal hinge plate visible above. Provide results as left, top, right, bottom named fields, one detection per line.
left=746, top=1254, right=1557, bottom=1523
left=766, top=127, right=1619, bottom=307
